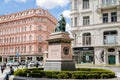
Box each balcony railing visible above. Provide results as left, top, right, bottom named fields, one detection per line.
left=0, top=40, right=46, bottom=45
left=0, top=51, right=43, bottom=56
left=97, top=1, right=119, bottom=11
left=102, top=2, right=117, bottom=7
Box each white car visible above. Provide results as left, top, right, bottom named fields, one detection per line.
left=38, top=61, right=43, bottom=66
left=6, top=62, right=13, bottom=66
left=28, top=61, right=37, bottom=67
left=13, top=62, right=19, bottom=66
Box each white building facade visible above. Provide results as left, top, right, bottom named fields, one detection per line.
left=70, top=0, right=120, bottom=65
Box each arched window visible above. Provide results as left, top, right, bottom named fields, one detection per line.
left=83, top=33, right=91, bottom=45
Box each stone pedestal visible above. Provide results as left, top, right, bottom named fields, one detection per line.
left=44, top=32, right=75, bottom=71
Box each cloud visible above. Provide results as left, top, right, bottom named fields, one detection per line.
left=62, top=10, right=70, bottom=19
left=36, top=0, right=69, bottom=9
left=15, top=0, right=27, bottom=3
left=4, top=0, right=27, bottom=3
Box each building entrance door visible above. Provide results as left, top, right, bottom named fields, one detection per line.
left=108, top=55, right=116, bottom=64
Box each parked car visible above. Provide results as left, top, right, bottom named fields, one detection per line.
left=6, top=62, right=13, bottom=66
left=13, top=62, right=19, bottom=66
left=28, top=61, right=43, bottom=67
left=21, top=61, right=25, bottom=65
left=38, top=61, right=43, bottom=66
left=28, top=61, right=37, bottom=67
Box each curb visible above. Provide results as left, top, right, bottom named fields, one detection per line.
left=9, top=76, right=120, bottom=80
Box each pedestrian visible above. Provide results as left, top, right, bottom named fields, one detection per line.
left=36, top=62, right=39, bottom=68
left=25, top=62, right=28, bottom=68
left=10, top=66, right=14, bottom=75
left=1, top=65, right=4, bottom=73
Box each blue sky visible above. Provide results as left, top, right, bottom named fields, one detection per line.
left=0, top=0, right=70, bottom=21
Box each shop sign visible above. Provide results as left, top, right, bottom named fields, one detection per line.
left=73, top=47, right=94, bottom=51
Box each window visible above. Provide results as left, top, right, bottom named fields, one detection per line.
left=24, top=46, right=26, bottom=53
left=29, top=46, right=32, bottom=52
left=24, top=27, right=26, bottom=31
left=21, top=47, right=23, bottom=52
left=74, top=1, right=78, bottom=10
left=38, top=35, right=42, bottom=41
left=83, top=0, right=89, bottom=9
left=71, top=18, right=73, bottom=27
left=74, top=33, right=77, bottom=45
left=38, top=46, right=42, bottom=52
left=75, top=17, right=77, bottom=26
left=24, top=36, right=26, bottom=42
left=38, top=26, right=42, bottom=31
left=70, top=2, right=73, bottom=10
left=103, top=13, right=108, bottom=23
left=29, top=35, right=32, bottom=41
left=21, top=36, right=23, bottom=42
left=29, top=25, right=32, bottom=31
left=83, top=33, right=91, bottom=45
left=83, top=16, right=90, bottom=26
left=111, top=12, right=117, bottom=22
left=103, top=30, right=118, bottom=44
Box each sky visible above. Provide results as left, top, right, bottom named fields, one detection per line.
left=0, top=0, right=71, bottom=32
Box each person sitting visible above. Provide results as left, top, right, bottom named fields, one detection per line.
left=4, top=66, right=14, bottom=80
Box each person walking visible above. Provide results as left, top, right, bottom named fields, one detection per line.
left=1, top=65, right=4, bottom=73
left=36, top=62, right=39, bottom=68
left=10, top=66, right=14, bottom=75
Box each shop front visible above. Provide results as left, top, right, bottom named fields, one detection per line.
left=73, top=47, right=94, bottom=64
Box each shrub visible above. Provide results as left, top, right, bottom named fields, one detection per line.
left=101, top=73, right=108, bottom=79
left=14, top=68, right=115, bottom=79
left=57, top=72, right=69, bottom=79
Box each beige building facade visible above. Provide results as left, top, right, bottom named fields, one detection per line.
left=0, top=8, right=57, bottom=63
left=70, top=0, right=120, bottom=65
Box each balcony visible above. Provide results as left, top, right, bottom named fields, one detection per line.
left=97, top=1, right=119, bottom=13
left=70, top=8, right=79, bottom=15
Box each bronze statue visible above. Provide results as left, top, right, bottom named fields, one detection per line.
left=55, top=14, right=66, bottom=32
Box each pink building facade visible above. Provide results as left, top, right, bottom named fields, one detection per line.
left=0, top=8, right=57, bottom=63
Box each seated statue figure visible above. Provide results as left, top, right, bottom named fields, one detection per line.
left=55, top=14, right=66, bottom=32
